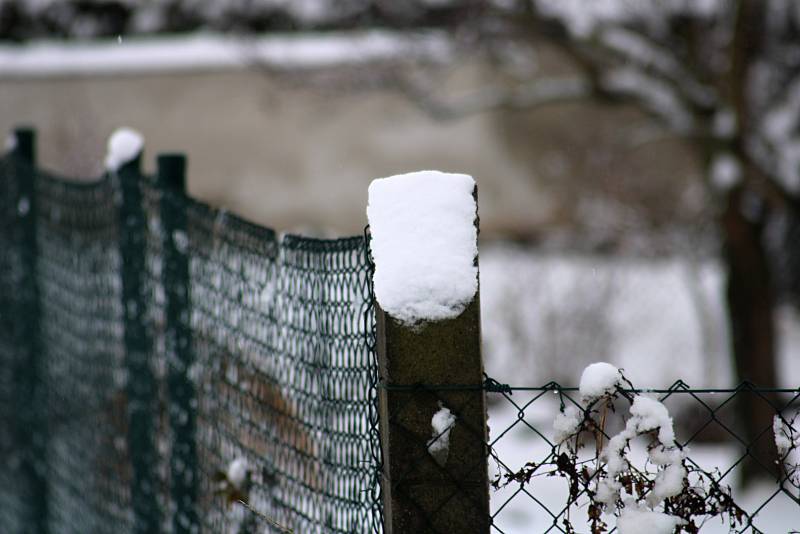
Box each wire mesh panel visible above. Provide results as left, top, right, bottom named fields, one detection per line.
left=0, top=145, right=383, bottom=533
left=484, top=381, right=800, bottom=534
left=148, top=184, right=382, bottom=533
left=35, top=169, right=134, bottom=533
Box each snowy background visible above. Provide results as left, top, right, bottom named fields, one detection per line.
left=481, top=245, right=800, bottom=390
left=3, top=1, right=800, bottom=531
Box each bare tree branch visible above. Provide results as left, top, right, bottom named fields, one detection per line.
left=394, top=75, right=591, bottom=121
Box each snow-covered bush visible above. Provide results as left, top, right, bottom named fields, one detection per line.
left=494, top=363, right=749, bottom=533
left=774, top=412, right=800, bottom=488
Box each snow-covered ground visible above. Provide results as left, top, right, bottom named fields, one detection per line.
left=480, top=244, right=800, bottom=389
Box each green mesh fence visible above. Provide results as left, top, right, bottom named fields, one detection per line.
left=38, top=167, right=133, bottom=533
left=0, top=131, right=383, bottom=533
left=0, top=137, right=49, bottom=533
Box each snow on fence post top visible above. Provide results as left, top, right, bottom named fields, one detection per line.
left=369, top=170, right=489, bottom=533
left=105, top=127, right=144, bottom=172
left=366, top=170, right=478, bottom=326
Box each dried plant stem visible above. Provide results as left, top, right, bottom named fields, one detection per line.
left=597, top=403, right=608, bottom=453
left=237, top=499, right=294, bottom=534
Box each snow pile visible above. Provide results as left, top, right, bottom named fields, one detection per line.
left=579, top=362, right=621, bottom=401
left=226, top=457, right=249, bottom=490
left=427, top=403, right=457, bottom=467
left=367, top=170, right=477, bottom=325
left=617, top=503, right=683, bottom=534
left=105, top=127, right=144, bottom=172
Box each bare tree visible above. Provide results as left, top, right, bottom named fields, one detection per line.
left=400, top=0, right=800, bottom=484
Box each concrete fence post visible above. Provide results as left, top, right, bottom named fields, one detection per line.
left=371, top=175, right=490, bottom=534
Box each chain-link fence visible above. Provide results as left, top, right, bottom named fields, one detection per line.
left=374, top=375, right=800, bottom=533
left=481, top=379, right=800, bottom=534
left=0, top=130, right=382, bottom=533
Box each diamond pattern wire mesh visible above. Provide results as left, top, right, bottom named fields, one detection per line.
left=151, top=185, right=384, bottom=533
left=484, top=381, right=800, bottom=533
left=35, top=168, right=133, bottom=533
left=0, top=146, right=383, bottom=533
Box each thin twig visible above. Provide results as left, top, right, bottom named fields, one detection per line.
left=236, top=500, right=294, bottom=534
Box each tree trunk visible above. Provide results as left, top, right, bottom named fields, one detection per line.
left=721, top=184, right=779, bottom=484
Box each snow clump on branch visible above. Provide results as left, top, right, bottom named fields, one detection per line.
left=597, top=395, right=685, bottom=507
left=579, top=361, right=622, bottom=401
left=552, top=362, right=621, bottom=445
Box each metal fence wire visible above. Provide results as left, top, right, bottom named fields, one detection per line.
left=482, top=381, right=800, bottom=534
left=0, top=135, right=383, bottom=534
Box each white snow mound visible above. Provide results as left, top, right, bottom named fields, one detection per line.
left=367, top=170, right=477, bottom=325
left=579, top=362, right=621, bottom=400
left=617, top=504, right=683, bottom=534
left=226, top=457, right=248, bottom=490
left=427, top=403, right=457, bottom=467
left=105, top=127, right=144, bottom=171
left=629, top=396, right=676, bottom=445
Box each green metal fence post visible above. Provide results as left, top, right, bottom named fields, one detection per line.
left=117, top=150, right=161, bottom=533
left=14, top=128, right=35, bottom=164
left=12, top=127, right=49, bottom=534
left=374, top=187, right=490, bottom=534
left=157, top=154, right=198, bottom=533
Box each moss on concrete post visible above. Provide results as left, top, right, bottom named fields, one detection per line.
left=375, top=188, right=490, bottom=534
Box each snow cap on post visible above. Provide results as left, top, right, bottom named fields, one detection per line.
left=105, top=127, right=144, bottom=172
left=367, top=170, right=478, bottom=326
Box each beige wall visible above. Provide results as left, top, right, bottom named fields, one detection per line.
left=0, top=69, right=556, bottom=237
